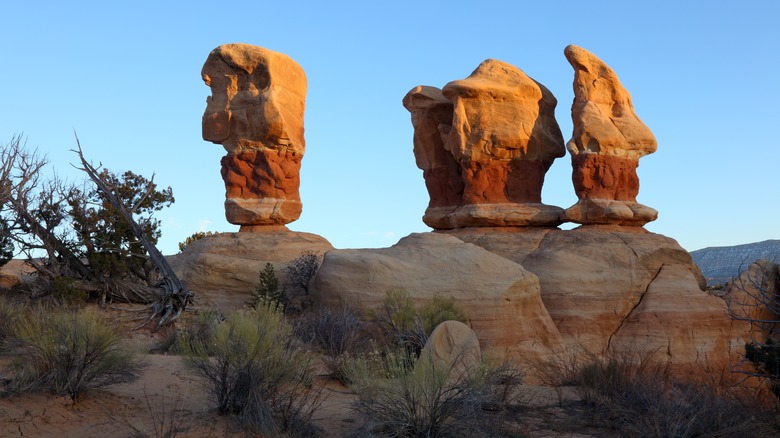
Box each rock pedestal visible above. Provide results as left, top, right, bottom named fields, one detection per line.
left=403, top=59, right=565, bottom=229
left=562, top=45, right=658, bottom=226
left=202, top=43, right=307, bottom=227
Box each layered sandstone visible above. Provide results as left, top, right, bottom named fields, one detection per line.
left=310, top=233, right=565, bottom=362
left=443, top=227, right=733, bottom=367
left=563, top=45, right=658, bottom=226
left=403, top=59, right=565, bottom=229
left=168, top=229, right=333, bottom=309
left=202, top=43, right=307, bottom=227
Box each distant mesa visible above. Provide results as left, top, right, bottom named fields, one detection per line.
left=562, top=45, right=658, bottom=226
left=202, top=43, right=307, bottom=228
left=403, top=59, right=566, bottom=229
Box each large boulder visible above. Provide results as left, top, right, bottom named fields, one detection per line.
left=311, top=232, right=564, bottom=362
left=443, top=226, right=733, bottom=367
left=202, top=43, right=308, bottom=227
left=562, top=45, right=658, bottom=226
left=168, top=228, right=333, bottom=309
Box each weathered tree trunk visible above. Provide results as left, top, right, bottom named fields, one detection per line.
left=74, top=138, right=193, bottom=329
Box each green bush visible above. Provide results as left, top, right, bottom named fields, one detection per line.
left=177, top=300, right=323, bottom=436
left=348, top=346, right=522, bottom=437
left=383, top=289, right=469, bottom=355
left=3, top=307, right=142, bottom=400
left=177, top=231, right=216, bottom=253
left=745, top=339, right=780, bottom=398
left=252, top=263, right=286, bottom=307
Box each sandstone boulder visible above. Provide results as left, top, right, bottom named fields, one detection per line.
left=311, top=232, right=564, bottom=362
left=417, top=320, right=482, bottom=379
left=168, top=228, right=332, bottom=309
left=202, top=43, right=307, bottom=227
left=562, top=45, right=657, bottom=226
left=443, top=226, right=733, bottom=367
left=403, top=59, right=565, bottom=229
left=724, top=260, right=780, bottom=343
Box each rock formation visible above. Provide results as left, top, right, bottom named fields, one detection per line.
left=418, top=320, right=482, bottom=379
left=443, top=227, right=733, bottom=367
left=562, top=45, right=658, bottom=226
left=403, top=59, right=565, bottom=229
left=202, top=43, right=307, bottom=228
left=311, top=233, right=565, bottom=362
left=169, top=229, right=333, bottom=309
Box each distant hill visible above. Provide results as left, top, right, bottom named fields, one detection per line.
left=690, top=240, right=780, bottom=285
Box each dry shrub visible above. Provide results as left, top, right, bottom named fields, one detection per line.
left=0, top=296, right=24, bottom=351
left=572, top=352, right=777, bottom=437
left=177, top=299, right=323, bottom=437
left=348, top=345, right=523, bottom=437
left=2, top=306, right=142, bottom=400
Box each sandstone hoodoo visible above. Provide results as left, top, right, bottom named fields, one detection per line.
left=562, top=45, right=658, bottom=226
left=202, top=43, right=307, bottom=228
left=403, top=59, right=566, bottom=229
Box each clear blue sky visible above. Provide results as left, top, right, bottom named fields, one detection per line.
left=2, top=1, right=778, bottom=254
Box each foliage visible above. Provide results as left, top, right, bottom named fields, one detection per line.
left=0, top=217, right=13, bottom=268
left=571, top=353, right=773, bottom=437
left=68, top=168, right=174, bottom=282
left=2, top=307, right=142, bottom=400
left=252, top=263, right=286, bottom=307
left=0, top=296, right=24, bottom=351
left=348, top=346, right=523, bottom=438
left=177, top=300, right=323, bottom=436
left=177, top=231, right=216, bottom=253
left=745, top=339, right=780, bottom=398
left=1, top=135, right=178, bottom=305
left=285, top=250, right=322, bottom=295
left=383, top=289, right=469, bottom=356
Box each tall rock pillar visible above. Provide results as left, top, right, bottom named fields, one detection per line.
left=202, top=43, right=307, bottom=229
left=562, top=45, right=658, bottom=226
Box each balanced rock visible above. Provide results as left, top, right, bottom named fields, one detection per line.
left=562, top=45, right=658, bottom=226
left=403, top=59, right=565, bottom=229
left=202, top=43, right=307, bottom=227
left=168, top=228, right=332, bottom=309
left=311, top=232, right=564, bottom=362
left=443, top=226, right=734, bottom=368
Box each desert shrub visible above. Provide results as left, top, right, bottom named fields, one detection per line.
left=177, top=231, right=216, bottom=252
left=383, top=289, right=469, bottom=355
left=0, top=217, right=13, bottom=268
left=285, top=250, right=322, bottom=296
left=252, top=262, right=286, bottom=307
left=3, top=307, right=142, bottom=400
left=177, top=300, right=323, bottom=436
left=348, top=346, right=523, bottom=437
left=295, top=305, right=365, bottom=382
left=573, top=353, right=774, bottom=437
left=0, top=296, right=24, bottom=350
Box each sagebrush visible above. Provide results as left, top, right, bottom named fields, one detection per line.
left=2, top=306, right=142, bottom=400
left=177, top=300, right=323, bottom=436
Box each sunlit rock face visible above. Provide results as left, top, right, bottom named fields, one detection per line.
left=202, top=43, right=307, bottom=227
left=562, top=45, right=658, bottom=226
left=403, top=59, right=565, bottom=229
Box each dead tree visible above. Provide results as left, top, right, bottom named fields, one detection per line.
left=73, top=136, right=193, bottom=329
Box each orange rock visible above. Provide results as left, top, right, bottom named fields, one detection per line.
left=311, top=233, right=565, bottom=363
left=562, top=45, right=657, bottom=226
left=403, top=59, right=565, bottom=228
left=443, top=226, right=734, bottom=369
left=202, top=43, right=307, bottom=226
